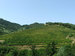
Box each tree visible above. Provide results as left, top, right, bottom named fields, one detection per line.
left=46, top=41, right=56, bottom=56
left=57, top=45, right=73, bottom=56
left=18, top=50, right=28, bottom=56
left=31, top=45, right=38, bottom=56
left=5, top=52, right=13, bottom=56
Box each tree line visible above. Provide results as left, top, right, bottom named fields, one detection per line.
left=46, top=22, right=75, bottom=30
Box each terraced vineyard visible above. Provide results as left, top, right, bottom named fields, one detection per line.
left=0, top=20, right=75, bottom=56
left=0, top=25, right=74, bottom=47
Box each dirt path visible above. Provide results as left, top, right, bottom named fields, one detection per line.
left=6, top=45, right=46, bottom=50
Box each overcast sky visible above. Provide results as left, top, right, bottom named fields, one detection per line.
left=0, top=0, right=75, bottom=25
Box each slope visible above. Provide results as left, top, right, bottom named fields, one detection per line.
left=0, top=18, right=21, bottom=34
left=0, top=25, right=74, bottom=47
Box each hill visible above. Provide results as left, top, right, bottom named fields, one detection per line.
left=0, top=22, right=75, bottom=56
left=22, top=22, right=44, bottom=29
left=0, top=18, right=21, bottom=35
left=0, top=20, right=75, bottom=47
left=1, top=24, right=75, bottom=47
left=22, top=22, right=75, bottom=30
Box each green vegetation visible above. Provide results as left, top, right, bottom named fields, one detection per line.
left=46, top=22, right=75, bottom=30
left=0, top=43, right=74, bottom=56
left=1, top=25, right=73, bottom=46
left=0, top=46, right=18, bottom=56
left=0, top=42, right=57, bottom=56
left=22, top=22, right=44, bottom=29
left=46, top=41, right=56, bottom=56
left=0, top=18, right=75, bottom=56
left=56, top=45, right=75, bottom=56
left=0, top=18, right=21, bottom=35
left=31, top=45, right=38, bottom=56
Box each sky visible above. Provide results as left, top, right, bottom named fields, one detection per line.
left=0, top=0, right=75, bottom=25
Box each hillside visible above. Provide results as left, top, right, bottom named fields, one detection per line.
left=0, top=20, right=75, bottom=47
left=0, top=20, right=75, bottom=56
left=22, top=22, right=75, bottom=30
left=22, top=22, right=44, bottom=29
left=0, top=18, right=21, bottom=35
left=1, top=24, right=75, bottom=47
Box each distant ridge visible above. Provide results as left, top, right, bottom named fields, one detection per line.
left=0, top=18, right=21, bottom=35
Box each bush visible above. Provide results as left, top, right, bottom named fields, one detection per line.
left=31, top=45, right=38, bottom=56
left=0, top=46, right=18, bottom=56
left=18, top=50, right=28, bottom=56
left=57, top=45, right=75, bottom=56
left=46, top=41, right=57, bottom=56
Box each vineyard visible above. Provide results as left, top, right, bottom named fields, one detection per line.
left=0, top=19, right=75, bottom=56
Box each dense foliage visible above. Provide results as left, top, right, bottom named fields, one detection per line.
left=46, top=41, right=56, bottom=56
left=0, top=44, right=74, bottom=56
left=46, top=22, right=75, bottom=30
left=57, top=45, right=75, bottom=56
left=0, top=42, right=57, bottom=56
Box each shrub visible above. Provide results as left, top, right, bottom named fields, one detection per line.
left=46, top=41, right=57, bottom=56
left=57, top=45, right=75, bottom=56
